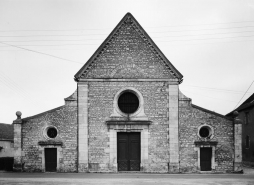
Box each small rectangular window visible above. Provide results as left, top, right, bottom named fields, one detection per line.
left=246, top=135, right=250, bottom=149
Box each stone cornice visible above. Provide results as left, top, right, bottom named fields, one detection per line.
left=38, top=140, right=63, bottom=146
left=13, top=119, right=22, bottom=124
left=78, top=78, right=179, bottom=83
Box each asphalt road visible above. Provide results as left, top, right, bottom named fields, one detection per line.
left=1, top=173, right=254, bottom=185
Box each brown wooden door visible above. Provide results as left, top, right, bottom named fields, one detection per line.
left=117, top=132, right=140, bottom=171
left=200, top=147, right=212, bottom=171
left=45, top=148, right=57, bottom=172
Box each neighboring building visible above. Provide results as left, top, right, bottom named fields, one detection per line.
left=227, top=93, right=254, bottom=167
left=13, top=13, right=242, bottom=173
left=0, top=123, right=14, bottom=171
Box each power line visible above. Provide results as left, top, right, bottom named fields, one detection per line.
left=150, top=25, right=254, bottom=34
left=234, top=80, right=254, bottom=109
left=1, top=19, right=254, bottom=32
left=0, top=28, right=111, bottom=32
left=0, top=33, right=253, bottom=48
left=181, top=85, right=253, bottom=94
left=157, top=37, right=254, bottom=47
left=0, top=33, right=108, bottom=38
left=157, top=34, right=254, bottom=43
left=146, top=20, right=254, bottom=29
left=0, top=43, right=99, bottom=48
left=0, top=38, right=103, bottom=43
left=182, top=90, right=238, bottom=103
left=1, top=25, right=254, bottom=38
left=153, top=30, right=254, bottom=39
left=0, top=72, right=33, bottom=102
left=1, top=29, right=254, bottom=43
left=0, top=41, right=83, bottom=65
left=1, top=36, right=254, bottom=51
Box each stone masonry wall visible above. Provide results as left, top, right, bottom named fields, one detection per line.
left=82, top=20, right=174, bottom=79
left=179, top=99, right=234, bottom=173
left=88, top=81, right=169, bottom=172
left=21, top=105, right=77, bottom=172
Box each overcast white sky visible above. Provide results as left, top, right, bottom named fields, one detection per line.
left=0, top=0, right=254, bottom=123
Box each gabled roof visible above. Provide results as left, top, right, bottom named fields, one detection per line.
left=0, top=123, right=13, bottom=141
left=226, top=93, right=254, bottom=117
left=74, top=12, right=183, bottom=81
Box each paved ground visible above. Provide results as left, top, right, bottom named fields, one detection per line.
left=1, top=173, right=254, bottom=185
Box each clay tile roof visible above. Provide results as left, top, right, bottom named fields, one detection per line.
left=0, top=123, right=13, bottom=141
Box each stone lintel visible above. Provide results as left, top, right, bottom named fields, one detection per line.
left=38, top=140, right=63, bottom=146
left=194, top=141, right=218, bottom=146
left=106, top=120, right=151, bottom=125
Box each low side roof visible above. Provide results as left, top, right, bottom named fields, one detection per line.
left=226, top=93, right=254, bottom=117
left=0, top=123, right=13, bottom=141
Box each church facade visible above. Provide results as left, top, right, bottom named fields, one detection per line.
left=13, top=13, right=242, bottom=173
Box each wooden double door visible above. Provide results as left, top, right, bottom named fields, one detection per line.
left=117, top=132, right=141, bottom=171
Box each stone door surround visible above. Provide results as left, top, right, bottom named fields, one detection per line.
left=106, top=121, right=150, bottom=172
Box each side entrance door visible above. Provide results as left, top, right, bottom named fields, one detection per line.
left=117, top=132, right=140, bottom=171
left=45, top=148, right=57, bottom=172
left=200, top=147, right=212, bottom=171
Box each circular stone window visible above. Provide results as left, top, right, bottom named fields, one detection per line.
left=118, top=91, right=139, bottom=114
left=46, top=127, right=58, bottom=139
left=198, top=125, right=213, bottom=139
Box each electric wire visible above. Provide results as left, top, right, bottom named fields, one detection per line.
left=234, top=80, right=254, bottom=109
left=1, top=25, right=254, bottom=38
left=0, top=33, right=253, bottom=48
left=0, top=41, right=83, bottom=65
left=181, top=85, right=253, bottom=94
left=1, top=37, right=254, bottom=51
left=182, top=90, right=238, bottom=103
left=1, top=19, right=254, bottom=32
left=1, top=29, right=254, bottom=43
left=0, top=72, right=35, bottom=102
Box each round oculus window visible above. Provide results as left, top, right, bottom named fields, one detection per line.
left=47, top=127, right=58, bottom=139
left=118, top=91, right=139, bottom=114
left=199, top=127, right=210, bottom=138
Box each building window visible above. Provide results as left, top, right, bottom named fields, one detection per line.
left=246, top=135, right=250, bottom=149
left=198, top=125, right=214, bottom=139
left=111, top=87, right=148, bottom=120
left=199, top=127, right=210, bottom=138
left=47, top=127, right=58, bottom=138
left=44, top=126, right=58, bottom=139
left=245, top=112, right=250, bottom=125
left=118, top=91, right=139, bottom=114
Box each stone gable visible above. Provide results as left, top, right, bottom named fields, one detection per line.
left=84, top=23, right=173, bottom=79
left=75, top=13, right=183, bottom=81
